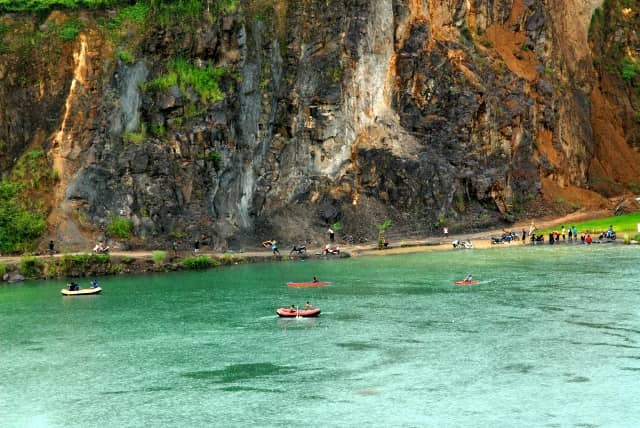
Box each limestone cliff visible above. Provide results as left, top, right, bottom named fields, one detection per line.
left=0, top=0, right=639, bottom=252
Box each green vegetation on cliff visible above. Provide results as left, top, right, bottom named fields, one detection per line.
left=0, top=182, right=46, bottom=254
left=0, top=0, right=123, bottom=12
left=0, top=0, right=238, bottom=14
left=143, top=57, right=228, bottom=103
left=107, top=216, right=133, bottom=238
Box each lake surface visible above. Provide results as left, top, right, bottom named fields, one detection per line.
left=1, top=244, right=639, bottom=427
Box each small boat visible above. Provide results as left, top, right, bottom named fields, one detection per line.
left=276, top=307, right=321, bottom=317
left=454, top=280, right=478, bottom=286
left=61, top=286, right=102, bottom=296
left=287, top=281, right=330, bottom=288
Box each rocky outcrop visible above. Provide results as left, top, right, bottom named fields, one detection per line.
left=0, top=0, right=638, bottom=252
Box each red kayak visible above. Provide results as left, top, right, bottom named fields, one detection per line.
left=287, top=281, right=330, bottom=288
left=276, top=307, right=321, bottom=317
left=454, top=280, right=479, bottom=286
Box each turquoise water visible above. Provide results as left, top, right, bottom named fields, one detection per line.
left=1, top=245, right=639, bottom=427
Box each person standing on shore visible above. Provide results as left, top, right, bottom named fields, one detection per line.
left=328, top=227, right=335, bottom=243
left=443, top=226, right=448, bottom=238
left=193, top=239, right=200, bottom=254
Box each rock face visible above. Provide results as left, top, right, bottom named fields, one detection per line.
left=1, top=0, right=639, bottom=251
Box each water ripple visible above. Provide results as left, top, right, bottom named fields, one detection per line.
left=502, top=363, right=535, bottom=374
left=335, top=341, right=379, bottom=351
left=566, top=320, right=640, bottom=335
left=568, top=341, right=640, bottom=349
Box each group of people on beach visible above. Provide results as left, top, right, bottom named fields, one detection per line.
left=524, top=222, right=615, bottom=245
left=263, top=225, right=342, bottom=257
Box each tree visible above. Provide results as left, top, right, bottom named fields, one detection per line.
left=377, top=219, right=392, bottom=250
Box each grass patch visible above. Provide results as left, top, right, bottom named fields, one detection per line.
left=537, top=212, right=640, bottom=235
left=107, top=216, right=133, bottom=238
left=123, top=124, right=147, bottom=144
left=143, top=57, right=227, bottom=103
left=182, top=255, right=218, bottom=270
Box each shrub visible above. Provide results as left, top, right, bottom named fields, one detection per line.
left=107, top=216, right=133, bottom=238
left=141, top=72, right=177, bottom=92
left=0, top=182, right=46, bottom=253
left=116, top=50, right=135, bottom=64
left=45, top=261, right=59, bottom=278
left=215, top=0, right=239, bottom=13
left=110, top=264, right=124, bottom=275
left=59, top=19, right=83, bottom=41
left=20, top=256, right=44, bottom=278
left=207, top=150, right=222, bottom=170
left=621, top=58, right=640, bottom=81
left=182, top=255, right=218, bottom=270
left=150, top=123, right=166, bottom=138
left=123, top=124, right=146, bottom=144
left=59, top=254, right=90, bottom=276
left=152, top=250, right=167, bottom=266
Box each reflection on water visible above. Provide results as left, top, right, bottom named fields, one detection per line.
left=183, top=363, right=297, bottom=383
left=277, top=317, right=320, bottom=330
left=0, top=245, right=639, bottom=427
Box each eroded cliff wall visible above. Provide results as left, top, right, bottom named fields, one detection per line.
left=1, top=0, right=639, bottom=252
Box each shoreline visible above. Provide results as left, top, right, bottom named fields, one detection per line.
left=0, top=207, right=631, bottom=283
left=1, top=232, right=628, bottom=284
